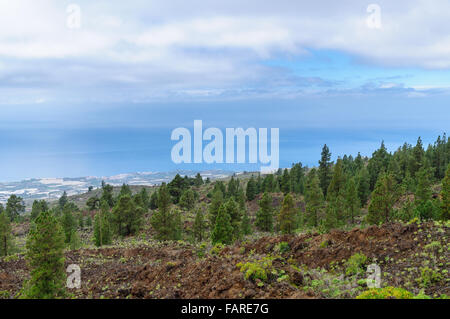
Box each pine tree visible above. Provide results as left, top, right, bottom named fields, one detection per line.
left=193, top=209, right=206, bottom=242
left=324, top=159, right=347, bottom=229
left=280, top=169, right=291, bottom=194
left=290, top=163, right=306, bottom=194
left=58, top=191, right=68, bottom=209
left=415, top=167, right=433, bottom=204
left=367, top=141, right=390, bottom=190
left=356, top=167, right=371, bottom=206
left=208, top=189, right=224, bottom=226
left=0, top=211, right=13, bottom=257
left=151, top=183, right=178, bottom=240
left=318, top=144, right=333, bottom=197
left=409, top=137, right=425, bottom=178
left=172, top=209, right=183, bottom=241
left=327, top=159, right=347, bottom=200
left=255, top=192, right=273, bottom=232
left=149, top=191, right=159, bottom=210
left=112, top=195, right=143, bottom=237
left=179, top=188, right=195, bottom=210
left=226, top=176, right=239, bottom=198
left=278, top=194, right=296, bottom=234
left=61, top=205, right=77, bottom=244
left=246, top=176, right=257, bottom=201
left=344, top=177, right=360, bottom=224
left=86, top=215, right=93, bottom=227
left=224, top=198, right=241, bottom=240
left=168, top=174, right=187, bottom=204
left=211, top=204, right=233, bottom=245
left=86, top=197, right=100, bottom=211
left=119, top=183, right=132, bottom=198
left=22, top=211, right=66, bottom=299
left=241, top=209, right=252, bottom=236
left=304, top=169, right=324, bottom=227
left=194, top=173, right=204, bottom=187
left=440, top=164, right=450, bottom=220
left=5, top=194, right=25, bottom=221
left=367, top=173, right=399, bottom=224
left=30, top=200, right=48, bottom=221
left=138, top=187, right=150, bottom=209
left=101, top=183, right=115, bottom=208
left=93, top=200, right=112, bottom=247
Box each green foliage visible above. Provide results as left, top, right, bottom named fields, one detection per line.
left=356, top=167, right=371, bottom=206
left=357, top=287, right=414, bottom=299
left=223, top=198, right=242, bottom=239
left=396, top=199, right=416, bottom=222
left=278, top=194, right=296, bottom=234
left=150, top=183, right=180, bottom=241
left=246, top=176, right=257, bottom=201
left=194, top=173, right=204, bottom=187
left=21, top=211, right=66, bottom=299
left=211, top=204, right=233, bottom=245
left=318, top=144, right=333, bottom=197
left=416, top=266, right=443, bottom=288
left=149, top=191, right=159, bottom=210
left=210, top=243, right=224, bottom=255
left=367, top=141, right=390, bottom=191
left=112, top=195, right=143, bottom=237
left=274, top=241, right=290, bottom=254
left=305, top=169, right=324, bottom=227
left=345, top=253, right=367, bottom=276
left=280, top=169, right=291, bottom=194
left=255, top=192, right=273, bottom=232
left=93, top=200, right=112, bottom=247
left=58, top=191, right=68, bottom=209
left=61, top=205, right=77, bottom=244
left=179, top=188, right=195, bottom=210
left=86, top=196, right=100, bottom=211
left=241, top=209, right=252, bottom=236
left=5, top=194, right=25, bottom=221
left=119, top=183, right=132, bottom=198
left=0, top=211, right=13, bottom=257
left=101, top=182, right=115, bottom=208
left=237, top=256, right=274, bottom=282
left=208, top=189, right=224, bottom=226
left=441, top=164, right=450, bottom=220
left=290, top=162, right=306, bottom=194
left=344, top=177, right=360, bottom=224
left=168, top=174, right=188, bottom=204
left=30, top=200, right=49, bottom=221
left=367, top=173, right=400, bottom=224
left=193, top=209, right=206, bottom=242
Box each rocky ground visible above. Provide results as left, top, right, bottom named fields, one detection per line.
left=1, top=220, right=448, bottom=299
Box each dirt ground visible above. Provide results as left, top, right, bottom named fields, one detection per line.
left=0, top=221, right=448, bottom=299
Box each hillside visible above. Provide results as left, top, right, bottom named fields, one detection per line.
left=1, top=220, right=448, bottom=299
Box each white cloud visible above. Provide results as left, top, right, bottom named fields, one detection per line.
left=1, top=0, right=450, bottom=102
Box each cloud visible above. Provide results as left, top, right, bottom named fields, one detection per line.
left=1, top=0, right=450, bottom=102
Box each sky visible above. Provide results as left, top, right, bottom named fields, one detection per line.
left=0, top=0, right=449, bottom=181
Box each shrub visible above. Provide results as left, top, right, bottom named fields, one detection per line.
left=274, top=242, right=290, bottom=254
left=237, top=256, right=275, bottom=282
left=357, top=287, right=413, bottom=299
left=210, top=243, right=224, bottom=255
left=345, top=253, right=367, bottom=276
left=416, top=266, right=443, bottom=288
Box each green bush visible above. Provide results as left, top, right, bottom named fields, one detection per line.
left=237, top=256, right=275, bottom=282
left=274, top=241, right=290, bottom=254
left=357, top=287, right=413, bottom=299
left=416, top=266, right=443, bottom=288
left=345, top=253, right=367, bottom=276
left=210, top=243, right=224, bottom=255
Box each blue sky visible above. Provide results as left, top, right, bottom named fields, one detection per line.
left=0, top=0, right=449, bottom=181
